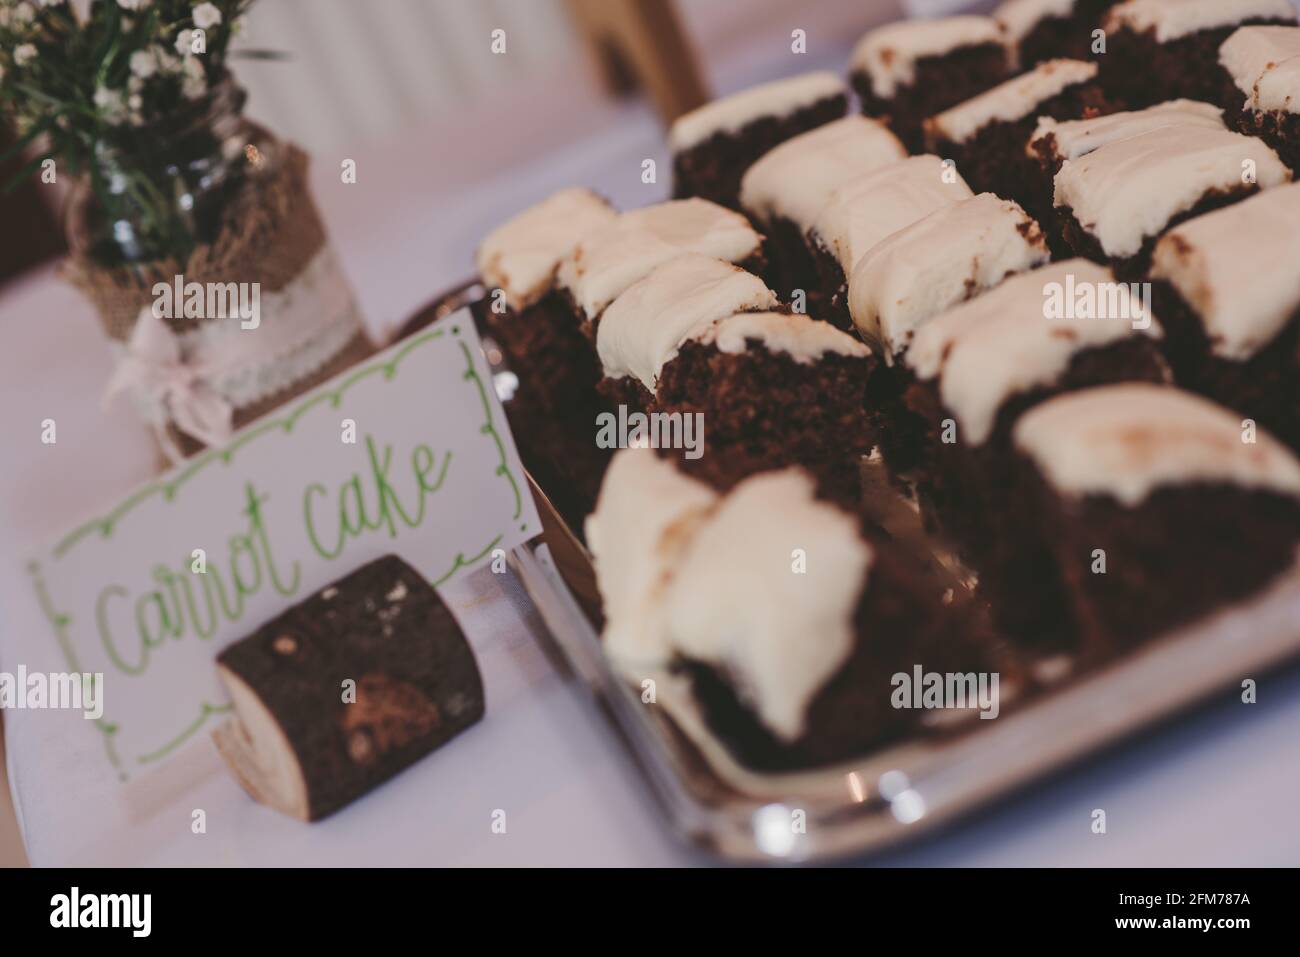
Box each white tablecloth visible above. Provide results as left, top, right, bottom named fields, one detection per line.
left=3, top=37, right=1300, bottom=868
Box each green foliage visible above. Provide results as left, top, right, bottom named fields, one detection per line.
left=0, top=0, right=261, bottom=263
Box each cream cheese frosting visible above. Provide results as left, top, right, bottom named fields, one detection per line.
left=476, top=188, right=616, bottom=311
left=1014, top=383, right=1300, bottom=505
left=808, top=155, right=974, bottom=274
left=926, top=58, right=1098, bottom=146
left=595, top=254, right=778, bottom=392
left=704, top=310, right=872, bottom=363
left=738, top=115, right=907, bottom=231
left=907, top=259, right=1164, bottom=445
left=1029, top=99, right=1224, bottom=162
left=663, top=469, right=873, bottom=741
left=1052, top=125, right=1292, bottom=258
left=851, top=15, right=1005, bottom=98
left=1105, top=0, right=1297, bottom=43
left=668, top=71, right=846, bottom=152
left=848, top=193, right=1050, bottom=361
left=1219, top=25, right=1300, bottom=114
left=1151, top=181, right=1300, bottom=361
left=586, top=446, right=720, bottom=667
left=557, top=198, right=763, bottom=320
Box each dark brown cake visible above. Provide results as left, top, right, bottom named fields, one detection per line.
left=651, top=310, right=876, bottom=503
left=474, top=5, right=1300, bottom=783
left=680, top=537, right=1005, bottom=772
left=1149, top=183, right=1300, bottom=454
left=1027, top=99, right=1227, bottom=256
left=849, top=196, right=1054, bottom=478
left=923, top=58, right=1114, bottom=227
left=1217, top=25, right=1300, bottom=173
left=805, top=154, right=974, bottom=330
left=1098, top=0, right=1298, bottom=108
left=1012, top=385, right=1300, bottom=653
left=586, top=457, right=1013, bottom=773
left=669, top=71, right=847, bottom=210
left=1049, top=123, right=1292, bottom=278
left=737, top=116, right=905, bottom=308
left=474, top=187, right=617, bottom=412
left=996, top=0, right=1117, bottom=68
left=849, top=15, right=1011, bottom=152
left=591, top=252, right=778, bottom=413
left=894, top=260, right=1170, bottom=649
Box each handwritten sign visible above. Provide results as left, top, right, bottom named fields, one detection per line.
left=26, top=310, right=539, bottom=780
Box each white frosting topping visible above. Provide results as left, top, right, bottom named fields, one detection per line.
left=596, top=254, right=778, bottom=391
left=1029, top=99, right=1225, bottom=162
left=738, top=116, right=907, bottom=231
left=926, top=58, right=1098, bottom=146
left=703, top=310, right=873, bottom=363
left=996, top=0, right=1078, bottom=45
left=668, top=71, right=845, bottom=152
left=1052, top=125, right=1292, bottom=258
left=1220, top=25, right=1300, bottom=114
left=476, top=188, right=616, bottom=310
left=1255, top=56, right=1300, bottom=112
left=586, top=447, right=720, bottom=666
left=1014, top=384, right=1300, bottom=505
left=1105, top=0, right=1297, bottom=44
left=1151, top=181, right=1300, bottom=360
left=809, top=155, right=974, bottom=274
left=907, top=260, right=1163, bottom=445
left=847, top=193, right=1050, bottom=360
left=851, top=15, right=1005, bottom=98
left=558, top=198, right=763, bottom=320
left=663, top=469, right=873, bottom=741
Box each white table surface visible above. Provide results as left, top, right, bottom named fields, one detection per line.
left=3, top=34, right=1300, bottom=868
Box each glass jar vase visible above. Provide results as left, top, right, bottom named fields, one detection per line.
left=65, top=75, right=278, bottom=269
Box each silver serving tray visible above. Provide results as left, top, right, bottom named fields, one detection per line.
left=411, top=281, right=1300, bottom=864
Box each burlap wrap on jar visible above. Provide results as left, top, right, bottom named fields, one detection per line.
left=63, top=143, right=374, bottom=464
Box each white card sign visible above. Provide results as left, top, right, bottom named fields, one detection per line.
left=25, top=309, right=539, bottom=780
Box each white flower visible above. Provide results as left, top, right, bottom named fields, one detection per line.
left=175, top=28, right=194, bottom=56
left=13, top=44, right=38, bottom=66
left=117, top=0, right=147, bottom=10
left=129, top=49, right=157, bottom=79
left=192, top=2, right=221, bottom=30
left=93, top=85, right=128, bottom=123
left=93, top=86, right=121, bottom=108
left=181, top=55, right=206, bottom=99
left=14, top=4, right=36, bottom=24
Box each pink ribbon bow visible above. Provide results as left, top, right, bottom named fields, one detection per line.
left=105, top=306, right=236, bottom=463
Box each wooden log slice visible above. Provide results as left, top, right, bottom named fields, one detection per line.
left=213, top=555, right=484, bottom=821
